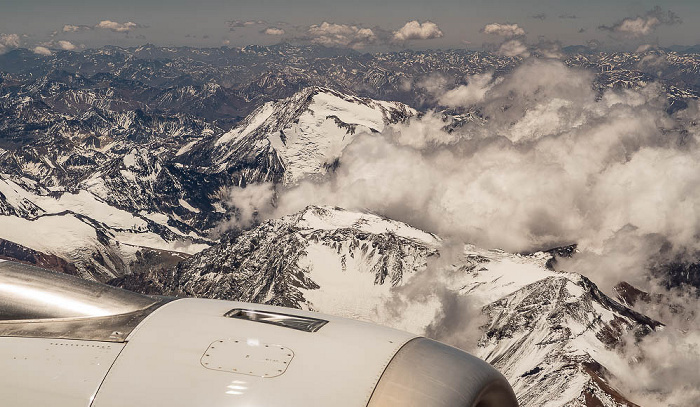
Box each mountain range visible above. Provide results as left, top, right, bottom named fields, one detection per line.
left=1, top=45, right=699, bottom=406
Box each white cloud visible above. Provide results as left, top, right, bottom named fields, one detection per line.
left=438, top=72, right=494, bottom=107
left=62, top=24, right=91, bottom=33
left=600, top=7, right=681, bottom=38
left=307, top=22, right=377, bottom=49
left=482, top=23, right=525, bottom=38
left=614, top=17, right=660, bottom=36
left=635, top=44, right=656, bottom=53
left=392, top=20, right=444, bottom=41
left=56, top=40, right=76, bottom=51
left=0, top=33, right=20, bottom=54
left=497, top=39, right=530, bottom=57
left=32, top=46, right=52, bottom=56
left=263, top=27, right=285, bottom=35
left=96, top=20, right=141, bottom=33
left=218, top=183, right=276, bottom=231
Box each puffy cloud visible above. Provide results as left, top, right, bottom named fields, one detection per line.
left=416, top=73, right=451, bottom=96
left=96, top=20, right=142, bottom=33
left=482, top=23, right=525, bottom=38
left=0, top=33, right=20, bottom=54
left=56, top=40, right=76, bottom=51
left=612, top=18, right=660, bottom=36
left=635, top=44, right=657, bottom=53
left=62, top=24, right=92, bottom=32
left=392, top=20, right=444, bottom=42
left=307, top=22, right=377, bottom=49
left=497, top=39, right=529, bottom=57
left=437, top=72, right=494, bottom=107
left=62, top=20, right=143, bottom=35
left=32, top=46, right=52, bottom=56
left=263, top=27, right=285, bottom=36
left=600, top=288, right=700, bottom=407
left=481, top=23, right=530, bottom=58
left=600, top=6, right=681, bottom=37
left=218, top=183, right=276, bottom=232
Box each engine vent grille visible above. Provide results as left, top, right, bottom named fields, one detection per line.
left=224, top=309, right=328, bottom=333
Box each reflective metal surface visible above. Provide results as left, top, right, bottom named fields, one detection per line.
left=0, top=260, right=169, bottom=341
left=225, top=308, right=329, bottom=332
left=0, top=261, right=157, bottom=320
left=367, top=337, right=519, bottom=407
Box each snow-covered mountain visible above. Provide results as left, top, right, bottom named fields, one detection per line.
left=0, top=173, right=208, bottom=279
left=182, top=86, right=415, bottom=185
left=112, top=205, right=656, bottom=406
left=0, top=86, right=415, bottom=278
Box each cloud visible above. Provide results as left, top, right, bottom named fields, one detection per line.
left=307, top=22, right=377, bottom=49
left=600, top=6, right=681, bottom=37
left=534, top=39, right=564, bottom=59
left=531, top=13, right=547, bottom=20
left=635, top=44, right=657, bottom=53
left=392, top=20, right=444, bottom=42
left=96, top=20, right=142, bottom=33
left=558, top=14, right=578, bottom=19
left=0, top=33, right=20, bottom=54
left=227, top=20, right=266, bottom=30
left=437, top=72, right=494, bottom=107
left=218, top=183, right=276, bottom=231
left=32, top=46, right=52, bottom=56
left=482, top=23, right=525, bottom=38
left=416, top=73, right=451, bottom=96
left=481, top=23, right=528, bottom=57
left=56, top=40, right=76, bottom=51
left=602, top=288, right=700, bottom=407
left=497, top=39, right=529, bottom=57
left=379, top=248, right=488, bottom=352
left=263, top=27, right=285, bottom=36
left=62, top=24, right=92, bottom=33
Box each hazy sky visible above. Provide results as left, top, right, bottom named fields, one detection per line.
left=1, top=0, right=699, bottom=50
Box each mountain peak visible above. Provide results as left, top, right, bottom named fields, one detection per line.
left=294, top=205, right=440, bottom=246
left=210, top=86, right=415, bottom=184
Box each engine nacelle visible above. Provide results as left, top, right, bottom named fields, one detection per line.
left=0, top=260, right=518, bottom=406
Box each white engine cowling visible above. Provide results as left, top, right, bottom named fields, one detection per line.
left=0, top=260, right=518, bottom=407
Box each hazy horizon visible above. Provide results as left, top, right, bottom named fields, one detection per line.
left=1, top=0, right=699, bottom=53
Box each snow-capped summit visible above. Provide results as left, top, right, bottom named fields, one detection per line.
left=207, top=87, right=415, bottom=184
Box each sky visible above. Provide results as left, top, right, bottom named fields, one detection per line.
left=1, top=0, right=699, bottom=51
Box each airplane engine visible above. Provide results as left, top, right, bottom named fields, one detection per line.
left=0, top=260, right=518, bottom=407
